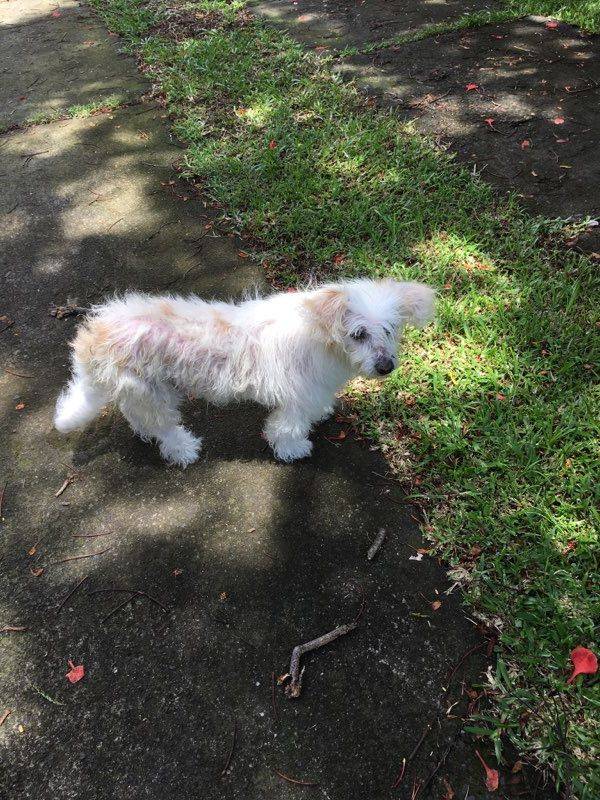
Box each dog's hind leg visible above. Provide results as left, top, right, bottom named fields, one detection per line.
left=116, top=375, right=202, bottom=467
left=54, top=368, right=109, bottom=433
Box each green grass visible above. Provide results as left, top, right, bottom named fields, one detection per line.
left=344, top=1, right=600, bottom=56
left=343, top=9, right=522, bottom=56
left=507, top=1, right=600, bottom=32
left=0, top=94, right=131, bottom=135
left=89, top=1, right=599, bottom=796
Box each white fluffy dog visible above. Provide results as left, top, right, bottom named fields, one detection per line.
left=54, top=279, right=434, bottom=465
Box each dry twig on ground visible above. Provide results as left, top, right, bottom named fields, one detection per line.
left=220, top=719, right=238, bottom=777
left=272, top=768, right=319, bottom=787
left=367, top=528, right=386, bottom=560
left=285, top=621, right=358, bottom=699
left=56, top=574, right=90, bottom=615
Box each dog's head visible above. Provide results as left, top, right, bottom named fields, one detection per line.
left=304, top=278, right=435, bottom=377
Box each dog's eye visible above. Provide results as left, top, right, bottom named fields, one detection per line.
left=350, top=327, right=367, bottom=341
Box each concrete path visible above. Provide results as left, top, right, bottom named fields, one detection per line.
left=254, top=1, right=600, bottom=253
left=0, top=2, right=547, bottom=799
left=253, top=0, right=505, bottom=48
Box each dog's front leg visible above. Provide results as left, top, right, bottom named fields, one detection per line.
left=263, top=404, right=315, bottom=462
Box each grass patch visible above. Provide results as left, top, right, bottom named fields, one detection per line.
left=343, top=1, right=600, bottom=56
left=90, top=1, right=599, bottom=796
left=342, top=9, right=522, bottom=56
left=66, top=93, right=128, bottom=118
left=0, top=94, right=132, bottom=135
left=506, top=0, right=600, bottom=32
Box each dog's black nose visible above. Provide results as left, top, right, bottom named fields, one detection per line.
left=375, top=358, right=395, bottom=375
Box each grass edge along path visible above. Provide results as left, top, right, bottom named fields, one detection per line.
left=354, top=1, right=600, bottom=55
left=88, top=1, right=599, bottom=797
left=0, top=93, right=136, bottom=135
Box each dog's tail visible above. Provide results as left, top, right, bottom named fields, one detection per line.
left=54, top=369, right=108, bottom=433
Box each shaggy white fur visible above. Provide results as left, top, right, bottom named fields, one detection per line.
left=54, top=279, right=434, bottom=465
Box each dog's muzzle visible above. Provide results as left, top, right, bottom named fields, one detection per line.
left=375, top=357, right=395, bottom=376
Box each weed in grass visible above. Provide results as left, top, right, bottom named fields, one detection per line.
left=89, top=2, right=599, bottom=796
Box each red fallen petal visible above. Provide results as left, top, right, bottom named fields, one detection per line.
left=268, top=140, right=277, bottom=149
left=51, top=10, right=61, bottom=17
left=567, top=646, right=598, bottom=684
left=66, top=660, right=85, bottom=683
left=521, top=140, right=530, bottom=149
left=553, top=117, right=565, bottom=125
left=484, top=118, right=495, bottom=126
left=545, top=20, right=559, bottom=29
left=465, top=83, right=479, bottom=91
left=475, top=750, right=499, bottom=792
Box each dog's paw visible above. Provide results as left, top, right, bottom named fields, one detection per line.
left=271, top=438, right=313, bottom=462
left=316, top=405, right=335, bottom=423
left=159, top=426, right=202, bottom=467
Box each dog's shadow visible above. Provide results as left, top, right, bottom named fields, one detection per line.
left=71, top=399, right=281, bottom=468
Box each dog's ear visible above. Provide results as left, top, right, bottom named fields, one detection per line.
left=304, top=286, right=348, bottom=341
left=385, top=280, right=435, bottom=329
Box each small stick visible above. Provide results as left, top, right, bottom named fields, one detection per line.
left=0, top=320, right=15, bottom=334
left=4, top=369, right=34, bottom=378
left=414, top=743, right=453, bottom=799
left=0, top=625, right=27, bottom=633
left=72, top=532, right=114, bottom=538
left=367, top=528, right=386, bottom=560
left=354, top=583, right=367, bottom=624
left=392, top=760, right=406, bottom=789
left=410, top=775, right=422, bottom=800
left=220, top=719, right=238, bottom=777
left=133, top=591, right=170, bottom=614
left=0, top=709, right=12, bottom=726
left=445, top=641, right=485, bottom=689
left=106, top=217, right=124, bottom=233
left=55, top=574, right=90, bottom=615
left=565, top=81, right=599, bottom=94
left=53, top=548, right=110, bottom=564
left=392, top=719, right=434, bottom=788
left=272, top=768, right=319, bottom=787
left=101, top=593, right=137, bottom=624
left=0, top=480, right=7, bottom=520
left=285, top=621, right=358, bottom=699
left=55, top=473, right=77, bottom=498
left=271, top=671, right=279, bottom=724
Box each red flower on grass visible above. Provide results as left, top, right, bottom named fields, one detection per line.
left=566, top=647, right=597, bottom=684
